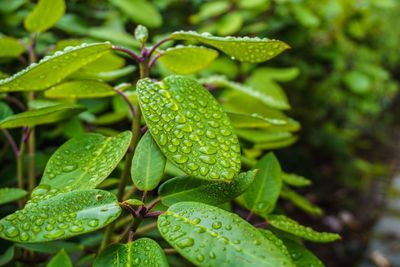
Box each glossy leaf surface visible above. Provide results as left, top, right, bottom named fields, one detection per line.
left=0, top=189, right=121, bottom=243
left=171, top=31, right=289, bottom=63
left=24, top=0, right=66, bottom=32
left=131, top=131, right=166, bottom=191
left=267, top=215, right=341, bottom=243
left=47, top=249, right=73, bottom=267
left=0, top=43, right=112, bottom=92
left=158, top=202, right=293, bottom=267
left=159, top=46, right=218, bottom=74
left=0, top=104, right=86, bottom=129
left=94, top=238, right=169, bottom=267
left=0, top=36, right=25, bottom=58
left=242, top=153, right=282, bottom=215
left=159, top=170, right=257, bottom=206
left=137, top=75, right=241, bottom=181
left=45, top=80, right=115, bottom=99
left=0, top=188, right=27, bottom=205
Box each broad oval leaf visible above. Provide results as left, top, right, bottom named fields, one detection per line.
left=45, top=80, right=115, bottom=99
left=137, top=75, right=241, bottom=181
left=47, top=249, right=73, bottom=267
left=159, top=46, right=218, bottom=74
left=94, top=238, right=169, bottom=267
left=242, top=152, right=282, bottom=215
left=281, top=186, right=322, bottom=216
left=158, top=201, right=294, bottom=267
left=170, top=31, right=289, bottom=63
left=0, top=36, right=25, bottom=58
left=131, top=131, right=166, bottom=191
left=0, top=104, right=86, bottom=129
left=159, top=170, right=257, bottom=206
left=0, top=189, right=121, bottom=243
left=24, top=0, right=66, bottom=32
left=110, top=0, right=162, bottom=28
left=33, top=131, right=132, bottom=198
left=0, top=188, right=27, bottom=205
left=266, top=215, right=341, bottom=243
left=0, top=42, right=112, bottom=92
left=0, top=102, right=13, bottom=120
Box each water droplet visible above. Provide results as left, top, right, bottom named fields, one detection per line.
left=196, top=254, right=205, bottom=262
left=192, top=218, right=201, bottom=225
left=199, top=146, right=217, bottom=155
left=199, top=155, right=216, bottom=164
left=172, top=154, right=188, bottom=164
left=44, top=230, right=65, bottom=239
left=176, top=237, right=194, bottom=248
left=212, top=221, right=222, bottom=229
left=88, top=219, right=99, bottom=227
left=5, top=226, right=19, bottom=238
left=62, top=164, right=77, bottom=172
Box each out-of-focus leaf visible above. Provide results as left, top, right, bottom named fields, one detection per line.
left=282, top=173, right=312, bottom=187
left=0, top=246, right=14, bottom=266
left=216, top=12, right=243, bottom=36
left=282, top=238, right=324, bottom=267
left=110, top=0, right=162, bottom=28
left=47, top=249, right=73, bottom=267
left=24, top=0, right=66, bottom=32
left=45, top=80, right=115, bottom=99
left=0, top=36, right=25, bottom=58
left=281, top=187, right=323, bottom=216
left=0, top=188, right=27, bottom=205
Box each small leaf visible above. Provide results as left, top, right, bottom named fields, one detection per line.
left=135, top=25, right=149, bottom=44
left=0, top=104, right=86, bottom=129
left=281, top=187, right=322, bottom=216
left=110, top=0, right=162, bottom=28
left=45, top=80, right=115, bottom=99
left=242, top=152, right=282, bottom=215
left=47, top=249, right=73, bottom=267
left=228, top=112, right=290, bottom=129
left=0, top=189, right=121, bottom=243
left=170, top=31, right=289, bottom=63
left=131, top=131, right=166, bottom=191
left=158, top=202, right=294, bottom=267
left=158, top=46, right=218, bottom=74
left=24, top=0, right=66, bottom=32
left=137, top=75, right=241, bottom=181
left=0, top=246, right=14, bottom=266
left=0, top=36, right=25, bottom=58
left=0, top=42, right=112, bottom=92
left=159, top=170, right=257, bottom=206
left=34, top=131, right=131, bottom=198
left=282, top=238, right=324, bottom=267
left=236, top=129, right=293, bottom=143
left=0, top=188, right=27, bottom=205
left=282, top=173, right=312, bottom=187
left=94, top=238, right=169, bottom=267
left=124, top=199, right=144, bottom=207
left=0, top=101, right=13, bottom=120
left=253, top=135, right=298, bottom=150
left=266, top=215, right=341, bottom=243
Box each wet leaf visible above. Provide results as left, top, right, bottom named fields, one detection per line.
left=0, top=104, right=86, bottom=129
left=0, top=36, right=25, bottom=58
left=171, top=31, right=289, bottom=63
left=0, top=189, right=121, bottom=243
left=131, top=131, right=166, bottom=191
left=281, top=238, right=324, bottom=267
left=0, top=188, right=27, bottom=205
left=282, top=173, right=312, bottom=187
left=137, top=75, right=241, bottom=181
left=16, top=241, right=83, bottom=253
left=24, top=0, right=65, bottom=32
left=280, top=187, right=323, bottom=216
left=159, top=46, right=218, bottom=74
left=236, top=129, right=293, bottom=143
left=158, top=201, right=293, bottom=267
left=0, top=102, right=13, bottom=120
left=266, top=215, right=341, bottom=243
left=253, top=135, right=298, bottom=150
left=0, top=42, right=112, bottom=92
left=159, top=170, right=257, bottom=206
left=250, top=67, right=300, bottom=82
left=94, top=238, right=169, bottom=267
left=110, top=0, right=162, bottom=28
left=242, top=153, right=282, bottom=215
left=45, top=80, right=115, bottom=99
left=47, top=249, right=73, bottom=267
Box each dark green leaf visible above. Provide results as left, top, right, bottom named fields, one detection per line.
left=0, top=246, right=14, bottom=266
left=282, top=238, right=324, bottom=267
left=45, top=80, right=115, bottom=99
left=16, top=241, right=83, bottom=253
left=0, top=188, right=27, bottom=205
left=47, top=249, right=73, bottom=267
left=24, top=0, right=66, bottom=32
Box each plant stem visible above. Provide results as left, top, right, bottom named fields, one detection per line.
left=1, top=129, right=19, bottom=158
left=16, top=142, right=25, bottom=208
left=164, top=248, right=177, bottom=254
left=112, top=46, right=141, bottom=63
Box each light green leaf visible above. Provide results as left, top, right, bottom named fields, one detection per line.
left=228, top=112, right=288, bottom=129
left=159, top=46, right=218, bottom=74
left=0, top=189, right=121, bottom=243
left=124, top=199, right=144, bottom=207
left=70, top=66, right=136, bottom=82
left=159, top=170, right=257, bottom=206
left=33, top=131, right=131, bottom=198
left=131, top=131, right=166, bottom=191
left=0, top=36, right=25, bottom=58
left=282, top=239, right=324, bottom=267
left=158, top=202, right=294, bottom=267
left=216, top=12, right=243, bottom=36
left=242, top=152, right=282, bottom=215
left=236, top=129, right=293, bottom=143
left=24, top=0, right=66, bottom=32
left=266, top=215, right=341, bottom=243
left=0, top=42, right=112, bottom=92
left=253, top=135, right=298, bottom=150
left=47, top=249, right=73, bottom=267
left=94, top=238, right=169, bottom=267
left=259, top=230, right=291, bottom=259
left=45, top=80, right=115, bottom=99
left=171, top=31, right=289, bottom=63
left=135, top=25, right=149, bottom=44
left=0, top=104, right=86, bottom=129
left=281, top=187, right=322, bottom=216
left=137, top=75, right=241, bottom=181
left=250, top=67, right=300, bottom=82
left=16, top=241, right=83, bottom=253
left=282, top=173, right=312, bottom=187
left=0, top=101, right=13, bottom=120
left=110, top=0, right=162, bottom=28
left=0, top=188, right=27, bottom=205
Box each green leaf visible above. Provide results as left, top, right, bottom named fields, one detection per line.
left=0, top=246, right=14, bottom=266
left=110, top=0, right=162, bottom=28
left=0, top=101, right=13, bottom=120
left=250, top=67, right=300, bottom=82
left=47, top=249, right=73, bottom=267
left=0, top=188, right=27, bottom=205
left=137, top=75, right=241, bottom=181
left=228, top=112, right=289, bottom=129
left=0, top=104, right=86, bottom=129
left=266, top=215, right=341, bottom=243
left=170, top=31, right=289, bottom=63
left=16, top=241, right=83, bottom=253
left=24, top=0, right=66, bottom=32
left=281, top=238, right=324, bottom=267
left=216, top=12, right=243, bottom=36
left=242, top=152, right=282, bottom=215
left=0, top=42, right=112, bottom=92
left=259, top=230, right=291, bottom=258
left=158, top=46, right=218, bottom=74
left=135, top=25, right=149, bottom=44
left=254, top=136, right=298, bottom=150
left=236, top=129, right=293, bottom=143
left=94, top=238, right=169, bottom=267
left=131, top=131, right=166, bottom=191
left=0, top=36, right=25, bottom=58
left=124, top=199, right=144, bottom=207
left=280, top=187, right=323, bottom=216
left=70, top=65, right=136, bottom=82
left=159, top=170, right=257, bottom=206
left=158, top=202, right=294, bottom=267
left=0, top=189, right=121, bottom=243
left=34, top=131, right=131, bottom=198
left=282, top=173, right=312, bottom=187
left=45, top=80, right=115, bottom=99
